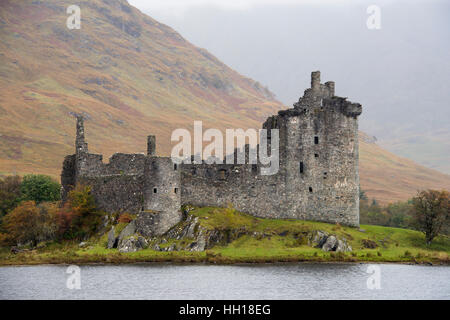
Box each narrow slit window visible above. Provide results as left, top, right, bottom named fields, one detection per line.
left=173, top=164, right=178, bottom=171
left=300, top=162, right=304, bottom=174
left=309, top=187, right=313, bottom=193
left=314, top=136, right=319, bottom=144
left=174, top=188, right=178, bottom=194
left=153, top=188, right=157, bottom=194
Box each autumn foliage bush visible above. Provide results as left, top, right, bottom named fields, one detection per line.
left=1, top=201, right=58, bottom=246
left=118, top=213, right=132, bottom=224
left=0, top=184, right=104, bottom=246
left=57, top=184, right=103, bottom=240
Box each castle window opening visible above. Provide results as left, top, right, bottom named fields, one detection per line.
left=300, top=162, right=304, bottom=173
left=153, top=188, right=157, bottom=194
left=309, top=187, right=313, bottom=193
left=314, top=136, right=319, bottom=144
left=174, top=188, right=178, bottom=194
left=173, top=164, right=178, bottom=171
left=315, top=153, right=319, bottom=158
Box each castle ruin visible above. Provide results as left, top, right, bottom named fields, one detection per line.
left=61, top=71, right=363, bottom=235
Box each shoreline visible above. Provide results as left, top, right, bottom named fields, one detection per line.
left=1, top=254, right=447, bottom=267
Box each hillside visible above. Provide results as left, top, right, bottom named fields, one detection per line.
left=0, top=0, right=449, bottom=204
left=0, top=0, right=281, bottom=174
left=358, top=133, right=450, bottom=203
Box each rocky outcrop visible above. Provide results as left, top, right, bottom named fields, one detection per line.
left=118, top=236, right=148, bottom=253
left=308, top=230, right=352, bottom=252
left=105, top=214, right=352, bottom=253
left=117, top=221, right=136, bottom=247
left=107, top=227, right=116, bottom=249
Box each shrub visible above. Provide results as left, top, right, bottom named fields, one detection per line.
left=0, top=175, right=22, bottom=217
left=412, top=190, right=449, bottom=245
left=1, top=201, right=57, bottom=246
left=21, top=175, right=61, bottom=204
left=58, top=184, right=103, bottom=240
left=362, top=239, right=378, bottom=249
left=118, top=213, right=132, bottom=224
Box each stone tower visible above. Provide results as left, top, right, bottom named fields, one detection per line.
left=263, top=71, right=362, bottom=226
left=139, top=139, right=183, bottom=236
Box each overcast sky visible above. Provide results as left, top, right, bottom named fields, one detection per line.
left=127, top=0, right=450, bottom=172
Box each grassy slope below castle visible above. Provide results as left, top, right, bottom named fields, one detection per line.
left=0, top=207, right=448, bottom=266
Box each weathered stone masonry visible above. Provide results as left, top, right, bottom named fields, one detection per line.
left=61, top=71, right=362, bottom=233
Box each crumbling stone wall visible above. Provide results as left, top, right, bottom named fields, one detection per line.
left=61, top=117, right=146, bottom=213
left=79, top=174, right=144, bottom=213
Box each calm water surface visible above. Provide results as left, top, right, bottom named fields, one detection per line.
left=0, top=263, right=449, bottom=300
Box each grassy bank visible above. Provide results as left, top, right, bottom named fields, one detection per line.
left=0, top=207, right=449, bottom=266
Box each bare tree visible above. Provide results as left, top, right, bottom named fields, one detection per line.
left=412, top=190, right=449, bottom=245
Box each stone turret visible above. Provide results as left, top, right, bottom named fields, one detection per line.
left=325, top=81, right=335, bottom=96
left=147, top=135, right=156, bottom=156
left=75, top=116, right=88, bottom=154
left=311, top=70, right=321, bottom=91
left=140, top=157, right=182, bottom=236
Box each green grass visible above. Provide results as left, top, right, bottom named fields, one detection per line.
left=0, top=207, right=449, bottom=266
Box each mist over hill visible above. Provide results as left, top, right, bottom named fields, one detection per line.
left=142, top=0, right=450, bottom=174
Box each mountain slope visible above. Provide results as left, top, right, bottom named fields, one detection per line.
left=359, top=133, right=450, bottom=203
left=0, top=0, right=449, bottom=204
left=0, top=0, right=281, bottom=174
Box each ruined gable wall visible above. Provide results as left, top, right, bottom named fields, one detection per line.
left=72, top=153, right=147, bottom=214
